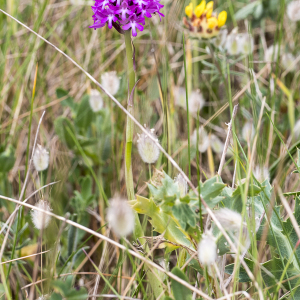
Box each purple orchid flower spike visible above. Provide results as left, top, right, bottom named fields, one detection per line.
left=122, top=15, right=144, bottom=37
left=89, top=0, right=164, bottom=37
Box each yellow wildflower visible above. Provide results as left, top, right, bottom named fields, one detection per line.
left=206, top=1, right=214, bottom=10
left=206, top=8, right=213, bottom=18
left=185, top=2, right=193, bottom=18
left=183, top=1, right=227, bottom=39
left=218, top=11, right=227, bottom=28
left=207, top=17, right=218, bottom=29
left=195, top=1, right=206, bottom=18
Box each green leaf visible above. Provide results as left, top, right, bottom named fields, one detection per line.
left=56, top=88, right=76, bottom=111
left=54, top=116, right=76, bottom=149
left=172, top=201, right=196, bottom=230
left=235, top=0, right=261, bottom=20
left=148, top=171, right=180, bottom=202
left=255, top=183, right=300, bottom=270
left=171, top=267, right=192, bottom=300
left=130, top=195, right=193, bottom=251
left=75, top=95, right=94, bottom=129
left=199, top=176, right=226, bottom=210
left=225, top=258, right=300, bottom=294
left=50, top=293, right=63, bottom=300
left=80, top=175, right=92, bottom=200
left=0, top=145, right=15, bottom=173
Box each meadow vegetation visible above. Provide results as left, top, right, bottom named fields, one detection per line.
left=1, top=0, right=300, bottom=299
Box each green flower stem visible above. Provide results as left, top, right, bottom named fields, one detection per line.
left=124, top=30, right=135, bottom=201
left=124, top=30, right=145, bottom=242
left=183, top=34, right=191, bottom=179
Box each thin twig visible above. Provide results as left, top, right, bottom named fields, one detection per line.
left=218, top=104, right=239, bottom=175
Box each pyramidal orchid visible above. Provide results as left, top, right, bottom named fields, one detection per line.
left=90, top=0, right=164, bottom=37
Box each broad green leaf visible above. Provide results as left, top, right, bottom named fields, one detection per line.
left=172, top=201, right=196, bottom=230
left=130, top=195, right=193, bottom=251
left=0, top=145, right=15, bottom=173
left=255, top=182, right=300, bottom=270
left=75, top=95, right=94, bottom=129
left=148, top=171, right=180, bottom=202
left=54, top=116, right=76, bottom=149
left=80, top=175, right=92, bottom=200
left=225, top=258, right=300, bottom=294
left=200, top=176, right=226, bottom=203
left=171, top=267, right=193, bottom=300
left=235, top=0, right=261, bottom=20
left=56, top=88, right=76, bottom=111
left=50, top=293, right=63, bottom=300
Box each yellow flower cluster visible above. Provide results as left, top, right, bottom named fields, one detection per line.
left=183, top=1, right=227, bottom=39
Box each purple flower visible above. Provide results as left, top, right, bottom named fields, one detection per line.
left=89, top=0, right=164, bottom=36
left=122, top=15, right=144, bottom=37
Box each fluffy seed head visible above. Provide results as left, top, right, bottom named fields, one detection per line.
left=174, top=174, right=188, bottom=197
left=173, top=86, right=186, bottom=108
left=31, top=200, right=52, bottom=230
left=89, top=89, right=104, bottom=112
left=253, top=166, right=270, bottom=182
left=197, top=233, right=217, bottom=266
left=281, top=53, right=297, bottom=72
left=214, top=208, right=242, bottom=231
left=189, top=90, right=205, bottom=114
left=287, top=1, right=300, bottom=21
left=33, top=145, right=49, bottom=172
left=242, top=122, right=255, bottom=142
left=137, top=126, right=160, bottom=164
left=264, top=44, right=282, bottom=63
left=294, top=119, right=300, bottom=138
left=106, top=198, right=135, bottom=237
left=209, top=134, right=224, bottom=154
left=100, top=71, right=120, bottom=96
left=239, top=33, right=254, bottom=55
left=225, top=31, right=240, bottom=55
left=191, top=127, right=209, bottom=153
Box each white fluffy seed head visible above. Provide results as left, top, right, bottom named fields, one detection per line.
left=253, top=166, right=270, bottom=182
left=106, top=198, right=135, bottom=237
left=191, top=127, right=209, bottom=153
left=100, top=71, right=120, bottom=96
left=225, top=32, right=240, bottom=56
left=209, top=134, right=224, bottom=154
left=242, top=122, right=255, bottom=142
left=270, top=78, right=275, bottom=96
left=264, top=44, right=282, bottom=63
left=239, top=33, right=254, bottom=55
left=31, top=200, right=52, bottom=230
left=281, top=53, right=296, bottom=72
left=33, top=145, right=49, bottom=172
left=197, top=233, right=217, bottom=266
left=294, top=119, right=300, bottom=139
left=189, top=90, right=205, bottom=114
left=89, top=89, right=104, bottom=112
left=173, top=88, right=205, bottom=114
left=214, top=208, right=242, bottom=231
left=173, top=86, right=186, bottom=108
left=137, top=126, right=160, bottom=164
left=174, top=174, right=188, bottom=197
left=214, top=29, right=228, bottom=48
left=36, top=296, right=48, bottom=300
left=287, top=1, right=300, bottom=21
